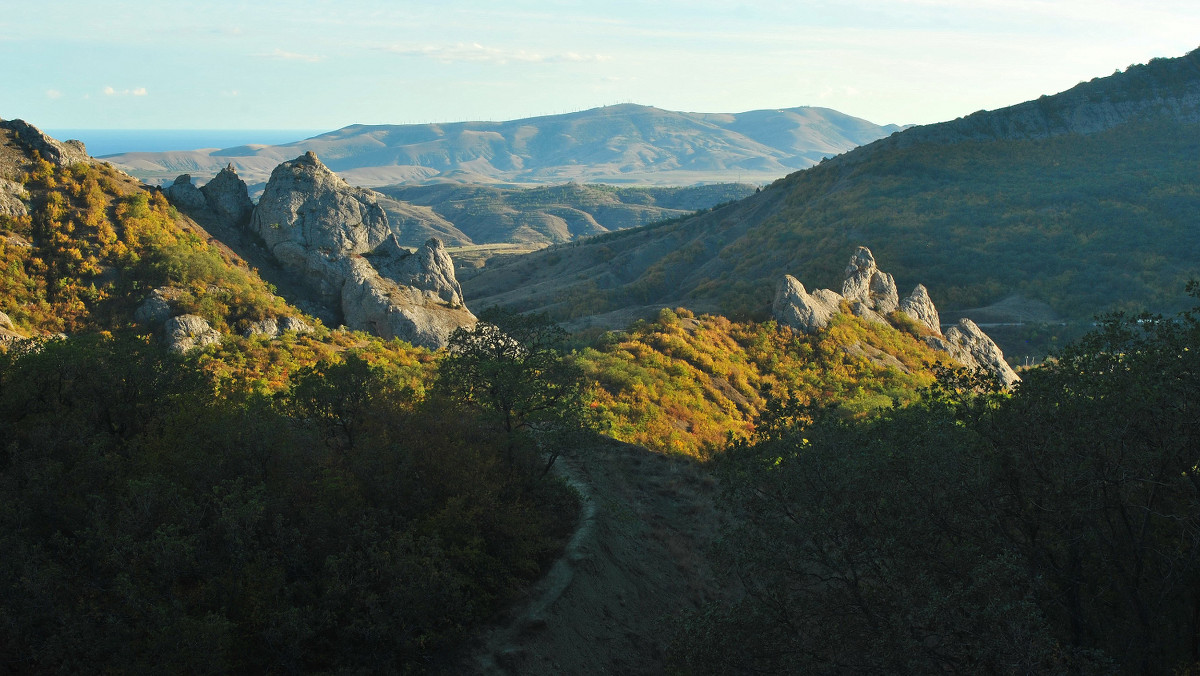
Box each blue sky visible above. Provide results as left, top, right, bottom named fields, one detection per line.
left=4, top=0, right=1199, bottom=130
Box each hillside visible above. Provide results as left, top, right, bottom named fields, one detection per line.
left=101, top=104, right=903, bottom=188
left=462, top=49, right=1200, bottom=359
left=375, top=182, right=757, bottom=246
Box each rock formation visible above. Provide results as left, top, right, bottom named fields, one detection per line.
left=841, top=246, right=899, bottom=314
left=163, top=314, right=221, bottom=353
left=898, top=284, right=940, bottom=334
left=164, top=175, right=209, bottom=213
left=369, top=235, right=465, bottom=306
left=244, top=316, right=315, bottom=339
left=163, top=165, right=254, bottom=230
left=772, top=275, right=841, bottom=334
left=0, top=178, right=28, bottom=219
left=200, top=164, right=254, bottom=228
left=134, top=287, right=178, bottom=325
left=0, top=310, right=25, bottom=348
left=926, top=319, right=1020, bottom=388
left=0, top=119, right=89, bottom=166
left=773, top=246, right=1019, bottom=387
left=246, top=152, right=475, bottom=348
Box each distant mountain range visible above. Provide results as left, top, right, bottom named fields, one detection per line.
left=101, top=104, right=904, bottom=188
left=461, top=49, right=1200, bottom=358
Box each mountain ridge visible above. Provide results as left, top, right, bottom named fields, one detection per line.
left=101, top=104, right=903, bottom=188
left=460, top=48, right=1200, bottom=360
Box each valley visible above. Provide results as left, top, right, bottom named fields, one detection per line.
left=2, top=42, right=1200, bottom=676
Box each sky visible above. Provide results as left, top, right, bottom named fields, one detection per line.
left=4, top=0, right=1200, bottom=131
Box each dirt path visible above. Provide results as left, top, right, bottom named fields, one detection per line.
left=466, top=439, right=736, bottom=674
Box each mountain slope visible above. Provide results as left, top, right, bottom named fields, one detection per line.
left=461, top=49, right=1200, bottom=353
left=102, top=104, right=903, bottom=188
left=375, top=182, right=757, bottom=246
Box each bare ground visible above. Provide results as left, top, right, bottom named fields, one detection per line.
left=462, top=439, right=737, bottom=675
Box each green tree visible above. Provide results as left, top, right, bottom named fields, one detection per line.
left=437, top=307, right=589, bottom=472
left=673, top=289, right=1200, bottom=674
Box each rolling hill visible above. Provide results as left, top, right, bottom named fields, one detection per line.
left=375, top=181, right=757, bottom=246
left=101, top=104, right=903, bottom=189
left=460, top=49, right=1200, bottom=359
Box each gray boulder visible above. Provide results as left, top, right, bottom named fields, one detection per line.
left=134, top=287, right=178, bottom=325
left=163, top=314, right=222, bottom=353
left=279, top=316, right=314, bottom=334
left=244, top=316, right=316, bottom=338
left=243, top=317, right=280, bottom=338
left=247, top=152, right=475, bottom=348
left=200, top=163, right=254, bottom=227
left=371, top=236, right=465, bottom=306
left=341, top=257, right=476, bottom=348
left=164, top=175, right=209, bottom=213
left=250, top=151, right=389, bottom=257
left=842, top=246, right=899, bottom=314
left=926, top=318, right=1020, bottom=388
left=848, top=299, right=888, bottom=327
left=898, top=284, right=941, bottom=334
left=773, top=274, right=842, bottom=334
left=0, top=119, right=88, bottom=166
left=0, top=178, right=28, bottom=219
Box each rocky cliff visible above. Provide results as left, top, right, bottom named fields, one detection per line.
left=0, top=119, right=89, bottom=168
left=774, top=246, right=1019, bottom=387
left=246, top=152, right=474, bottom=348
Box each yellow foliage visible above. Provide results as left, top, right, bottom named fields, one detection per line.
left=578, top=310, right=943, bottom=457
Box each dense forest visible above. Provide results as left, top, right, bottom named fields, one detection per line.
left=670, top=295, right=1200, bottom=674
left=0, top=155, right=587, bottom=672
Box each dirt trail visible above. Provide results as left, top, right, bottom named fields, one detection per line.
left=466, top=440, right=736, bottom=675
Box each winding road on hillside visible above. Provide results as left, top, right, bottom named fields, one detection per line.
left=465, top=440, right=737, bottom=675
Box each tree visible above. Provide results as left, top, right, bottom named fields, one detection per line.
left=436, top=307, right=589, bottom=472
left=673, top=289, right=1200, bottom=674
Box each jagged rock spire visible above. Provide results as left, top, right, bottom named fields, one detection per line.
left=772, top=245, right=1020, bottom=387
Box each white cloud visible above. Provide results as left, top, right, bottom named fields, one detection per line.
left=221, top=89, right=240, bottom=97
left=103, top=85, right=148, bottom=96
left=260, top=48, right=323, bottom=62
left=384, top=42, right=608, bottom=65
left=45, top=89, right=62, bottom=99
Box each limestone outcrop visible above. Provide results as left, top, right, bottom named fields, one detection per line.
left=0, top=178, right=29, bottom=219
left=134, top=287, right=178, bottom=325
left=0, top=119, right=88, bottom=166
left=251, top=151, right=389, bottom=257
left=163, top=314, right=222, bottom=353
left=163, top=165, right=255, bottom=232
left=370, top=235, right=465, bottom=306
left=926, top=319, right=1020, bottom=388
left=898, top=284, right=940, bottom=334
left=244, top=316, right=315, bottom=338
left=0, top=311, right=24, bottom=347
left=200, top=164, right=255, bottom=227
left=246, top=152, right=475, bottom=348
left=841, top=246, right=899, bottom=314
left=772, top=275, right=841, bottom=334
left=164, top=175, right=209, bottom=213
left=773, top=246, right=1019, bottom=387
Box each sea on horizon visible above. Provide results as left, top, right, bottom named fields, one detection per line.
left=44, top=129, right=328, bottom=158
